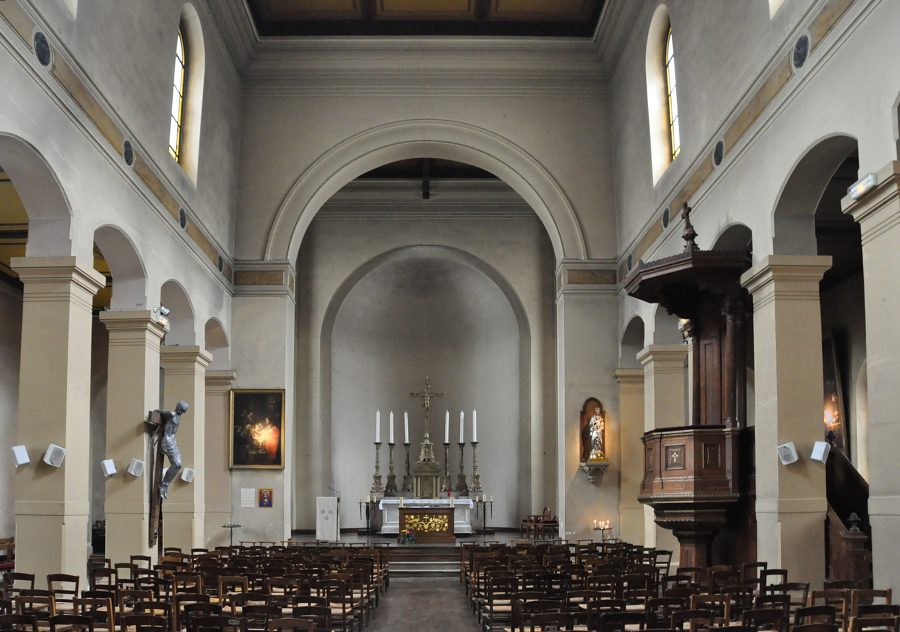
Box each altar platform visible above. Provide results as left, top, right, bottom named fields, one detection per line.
left=378, top=498, right=475, bottom=535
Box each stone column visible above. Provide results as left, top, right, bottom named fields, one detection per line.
left=11, top=257, right=105, bottom=581
left=615, top=368, right=645, bottom=545
left=637, top=344, right=688, bottom=555
left=741, top=255, right=831, bottom=585
left=159, top=346, right=212, bottom=551
left=205, top=370, right=235, bottom=548
left=842, top=161, right=900, bottom=591
left=99, top=311, right=168, bottom=564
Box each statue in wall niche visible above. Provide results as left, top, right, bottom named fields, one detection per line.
left=579, top=397, right=605, bottom=462
left=147, top=400, right=190, bottom=500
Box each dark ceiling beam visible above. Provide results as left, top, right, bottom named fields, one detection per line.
left=420, top=158, right=431, bottom=200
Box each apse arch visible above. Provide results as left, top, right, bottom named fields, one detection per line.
left=160, top=279, right=196, bottom=346
left=93, top=225, right=147, bottom=310
left=264, top=119, right=587, bottom=264
left=0, top=133, right=72, bottom=257
left=772, top=134, right=858, bottom=255
left=318, top=245, right=534, bottom=524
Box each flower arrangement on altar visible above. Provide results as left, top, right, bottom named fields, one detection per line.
left=399, top=528, right=416, bottom=544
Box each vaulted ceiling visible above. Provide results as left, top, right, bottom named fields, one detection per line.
left=245, top=0, right=604, bottom=37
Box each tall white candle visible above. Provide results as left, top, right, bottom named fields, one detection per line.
left=473, top=409, right=477, bottom=443
left=459, top=412, right=464, bottom=443
left=389, top=411, right=394, bottom=444
left=444, top=415, right=449, bottom=443
left=375, top=410, right=381, bottom=443
left=404, top=411, right=409, bottom=444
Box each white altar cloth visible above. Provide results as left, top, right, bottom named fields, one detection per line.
left=378, top=498, right=475, bottom=535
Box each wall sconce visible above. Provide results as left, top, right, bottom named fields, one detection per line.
left=43, top=443, right=66, bottom=468
left=11, top=445, right=29, bottom=467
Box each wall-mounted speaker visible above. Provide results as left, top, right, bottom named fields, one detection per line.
left=127, top=458, right=145, bottom=477
left=777, top=441, right=799, bottom=465
left=180, top=468, right=195, bottom=483
left=11, top=445, right=29, bottom=467
left=811, top=441, right=831, bottom=463
left=100, top=459, right=117, bottom=477
left=43, top=443, right=66, bottom=468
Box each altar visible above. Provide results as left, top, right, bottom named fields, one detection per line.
left=378, top=498, right=475, bottom=535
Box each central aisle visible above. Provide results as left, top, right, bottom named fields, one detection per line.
left=370, top=577, right=479, bottom=632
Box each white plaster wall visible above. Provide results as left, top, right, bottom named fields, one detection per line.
left=0, top=282, right=22, bottom=538
left=24, top=0, right=242, bottom=250
left=293, top=187, right=557, bottom=530
left=330, top=253, right=521, bottom=529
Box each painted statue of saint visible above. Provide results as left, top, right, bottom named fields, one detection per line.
left=588, top=407, right=605, bottom=460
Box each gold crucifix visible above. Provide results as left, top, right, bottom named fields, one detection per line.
left=410, top=376, right=443, bottom=433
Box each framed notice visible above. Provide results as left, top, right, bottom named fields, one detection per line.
left=230, top=389, right=285, bottom=469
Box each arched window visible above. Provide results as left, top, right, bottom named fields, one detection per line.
left=168, top=25, right=187, bottom=162
left=664, top=25, right=681, bottom=160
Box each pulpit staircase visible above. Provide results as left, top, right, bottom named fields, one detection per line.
left=825, top=447, right=872, bottom=585
left=385, top=545, right=461, bottom=578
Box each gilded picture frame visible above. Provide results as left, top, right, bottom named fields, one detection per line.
left=229, top=389, right=285, bottom=469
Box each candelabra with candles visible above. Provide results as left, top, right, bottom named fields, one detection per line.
left=441, top=442, right=453, bottom=493
left=592, top=519, right=612, bottom=541
left=470, top=440, right=483, bottom=494
left=401, top=440, right=412, bottom=493
left=370, top=442, right=384, bottom=495
left=456, top=441, right=469, bottom=495
left=385, top=440, right=398, bottom=496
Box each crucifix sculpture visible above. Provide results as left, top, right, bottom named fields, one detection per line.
left=410, top=376, right=443, bottom=434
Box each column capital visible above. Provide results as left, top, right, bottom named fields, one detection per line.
left=160, top=345, right=213, bottom=370
left=11, top=256, right=105, bottom=309
left=739, top=255, right=831, bottom=310
left=842, top=161, right=900, bottom=245
left=555, top=259, right=618, bottom=297
left=100, top=310, right=169, bottom=339
left=206, top=370, right=237, bottom=393
left=636, top=344, right=688, bottom=368
left=614, top=368, right=645, bottom=384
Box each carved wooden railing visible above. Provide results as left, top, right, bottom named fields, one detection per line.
left=825, top=448, right=871, bottom=584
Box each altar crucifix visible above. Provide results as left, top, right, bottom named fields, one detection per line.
left=409, top=377, right=444, bottom=498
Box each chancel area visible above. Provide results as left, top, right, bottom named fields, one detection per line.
left=2, top=0, right=900, bottom=631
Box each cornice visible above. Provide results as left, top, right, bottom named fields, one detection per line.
left=205, top=0, right=257, bottom=73
left=596, top=0, right=648, bottom=76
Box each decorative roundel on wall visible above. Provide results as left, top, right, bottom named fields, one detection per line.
left=713, top=140, right=725, bottom=167
left=662, top=207, right=670, bottom=228
left=217, top=255, right=224, bottom=272
left=626, top=254, right=633, bottom=272
left=33, top=32, right=51, bottom=67
left=123, top=140, right=134, bottom=166
left=793, top=35, right=809, bottom=69
left=179, top=208, right=187, bottom=229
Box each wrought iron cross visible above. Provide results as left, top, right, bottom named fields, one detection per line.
left=410, top=376, right=443, bottom=433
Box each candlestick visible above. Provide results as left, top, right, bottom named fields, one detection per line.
left=375, top=410, right=381, bottom=443
left=385, top=442, right=398, bottom=496
left=389, top=411, right=394, bottom=445
left=456, top=440, right=469, bottom=495
left=441, top=442, right=453, bottom=493
left=404, top=411, right=409, bottom=444
left=370, top=442, right=384, bottom=494
left=472, top=411, right=477, bottom=443
left=470, top=440, right=482, bottom=494
left=401, top=442, right=412, bottom=492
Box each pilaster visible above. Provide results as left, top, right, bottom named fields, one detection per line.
left=615, top=368, right=645, bottom=545
left=11, top=256, right=105, bottom=581
left=741, top=254, right=831, bottom=586
left=205, top=370, right=236, bottom=547
left=160, top=346, right=213, bottom=551
left=99, top=310, right=169, bottom=564
left=842, top=161, right=900, bottom=590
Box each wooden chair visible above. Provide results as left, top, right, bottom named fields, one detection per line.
left=241, top=606, right=280, bottom=632
left=73, top=597, right=115, bottom=632
left=759, top=569, right=788, bottom=595
left=647, top=597, right=686, bottom=628
left=794, top=625, right=840, bottom=632
left=46, top=577, right=78, bottom=614
left=852, top=591, right=894, bottom=618
left=49, top=614, right=93, bottom=632
left=264, top=619, right=314, bottom=632
left=768, top=582, right=809, bottom=616
left=810, top=590, right=851, bottom=632
left=741, top=607, right=786, bottom=632
left=182, top=604, right=223, bottom=632
left=0, top=614, right=38, bottom=632
left=288, top=607, right=329, bottom=632
left=795, top=605, right=838, bottom=626
left=118, top=613, right=168, bottom=632
left=670, top=609, right=714, bottom=632
left=848, top=616, right=900, bottom=632
left=190, top=615, right=247, bottom=632
left=6, top=576, right=34, bottom=600
left=217, top=578, right=248, bottom=603
left=15, top=592, right=56, bottom=629
left=690, top=594, right=731, bottom=625
left=600, top=611, right=646, bottom=632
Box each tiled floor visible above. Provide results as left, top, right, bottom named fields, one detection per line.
left=369, top=577, right=480, bottom=632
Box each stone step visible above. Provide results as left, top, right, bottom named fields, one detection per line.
left=389, top=560, right=461, bottom=577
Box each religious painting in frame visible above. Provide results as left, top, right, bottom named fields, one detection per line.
left=258, top=488, right=274, bottom=508
left=230, top=389, right=285, bottom=469
left=822, top=338, right=849, bottom=455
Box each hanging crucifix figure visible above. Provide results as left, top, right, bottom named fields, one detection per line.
left=409, top=376, right=443, bottom=433
left=146, top=400, right=190, bottom=549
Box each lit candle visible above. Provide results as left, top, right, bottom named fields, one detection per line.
left=473, top=410, right=478, bottom=443
left=459, top=412, right=464, bottom=443
left=444, top=414, right=449, bottom=444
left=389, top=411, right=394, bottom=444
left=404, top=411, right=409, bottom=444
left=375, top=410, right=381, bottom=443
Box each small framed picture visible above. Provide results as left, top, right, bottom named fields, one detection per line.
left=258, top=488, right=273, bottom=508
left=230, top=389, right=285, bottom=469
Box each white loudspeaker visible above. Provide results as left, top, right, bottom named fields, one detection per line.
left=811, top=441, right=831, bottom=463
left=11, top=445, right=29, bottom=467
left=43, top=443, right=66, bottom=468
left=180, top=468, right=194, bottom=483
left=777, top=441, right=799, bottom=465
left=100, top=459, right=117, bottom=477
left=127, top=458, right=145, bottom=477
